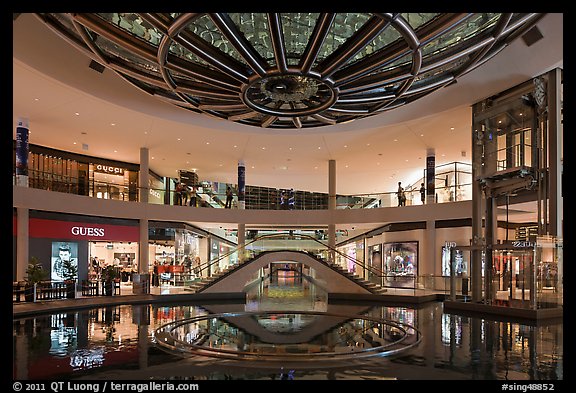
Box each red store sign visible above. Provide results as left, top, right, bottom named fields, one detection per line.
left=23, top=218, right=140, bottom=242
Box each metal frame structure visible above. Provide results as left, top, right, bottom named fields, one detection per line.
left=35, top=13, right=544, bottom=129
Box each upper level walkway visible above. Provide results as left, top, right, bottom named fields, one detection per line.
left=13, top=185, right=473, bottom=230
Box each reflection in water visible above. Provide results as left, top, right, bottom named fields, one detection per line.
left=13, top=272, right=563, bottom=381
left=155, top=310, right=420, bottom=361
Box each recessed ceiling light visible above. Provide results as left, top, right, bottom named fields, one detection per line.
left=111, top=123, right=116, bottom=126
left=75, top=112, right=80, bottom=116
left=450, top=127, right=454, bottom=130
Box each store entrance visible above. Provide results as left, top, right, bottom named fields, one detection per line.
left=89, top=242, right=138, bottom=283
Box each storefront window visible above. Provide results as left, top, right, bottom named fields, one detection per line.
left=383, top=241, right=418, bottom=288
left=89, top=242, right=139, bottom=282
left=91, top=163, right=136, bottom=201
left=441, top=246, right=467, bottom=277
left=150, top=226, right=203, bottom=286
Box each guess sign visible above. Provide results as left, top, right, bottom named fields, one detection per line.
left=27, top=218, right=139, bottom=241
left=71, top=226, right=105, bottom=237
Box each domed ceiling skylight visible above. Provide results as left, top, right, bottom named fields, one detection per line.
left=35, top=13, right=544, bottom=129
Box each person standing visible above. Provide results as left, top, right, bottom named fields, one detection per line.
left=152, top=261, right=160, bottom=287
left=189, top=186, right=197, bottom=207
left=175, top=181, right=183, bottom=205
left=419, top=182, right=426, bottom=204
left=225, top=186, right=233, bottom=208
left=397, top=182, right=405, bottom=206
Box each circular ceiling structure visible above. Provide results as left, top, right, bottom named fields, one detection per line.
left=35, top=13, right=544, bottom=129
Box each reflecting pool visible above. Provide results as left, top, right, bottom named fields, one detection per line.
left=13, top=271, right=563, bottom=381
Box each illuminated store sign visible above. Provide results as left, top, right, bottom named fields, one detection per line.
left=71, top=226, right=105, bottom=237
left=94, top=164, right=125, bottom=175
left=26, top=218, right=139, bottom=241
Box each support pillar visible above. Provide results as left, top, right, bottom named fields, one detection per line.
left=134, top=147, right=150, bottom=293
left=426, top=148, right=435, bottom=204
left=237, top=159, right=246, bottom=262
left=16, top=207, right=29, bottom=281
left=425, top=219, right=436, bottom=277
left=238, top=223, right=245, bottom=263
left=328, top=160, right=336, bottom=263
left=15, top=117, right=29, bottom=187
left=238, top=160, right=246, bottom=210
left=547, top=68, right=563, bottom=238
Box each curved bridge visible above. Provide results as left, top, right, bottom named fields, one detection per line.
left=199, top=250, right=373, bottom=295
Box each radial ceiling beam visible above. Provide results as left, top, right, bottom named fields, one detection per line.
left=209, top=13, right=269, bottom=78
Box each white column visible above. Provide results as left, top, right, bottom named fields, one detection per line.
left=328, top=160, right=336, bottom=262
left=238, top=223, right=246, bottom=263
left=425, top=219, right=436, bottom=277
left=136, top=147, right=150, bottom=292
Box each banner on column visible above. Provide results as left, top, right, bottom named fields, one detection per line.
left=426, top=154, right=435, bottom=198
left=237, top=160, right=245, bottom=209
left=16, top=117, right=29, bottom=187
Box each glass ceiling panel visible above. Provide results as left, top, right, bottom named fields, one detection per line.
left=187, top=14, right=246, bottom=65
left=421, top=13, right=500, bottom=58
left=317, top=13, right=372, bottom=64
left=349, top=21, right=401, bottom=64
left=401, top=13, right=440, bottom=29
left=229, top=13, right=274, bottom=64
left=38, top=12, right=543, bottom=129
left=93, top=33, right=160, bottom=73
left=281, top=13, right=320, bottom=65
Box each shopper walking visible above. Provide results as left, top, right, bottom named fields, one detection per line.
left=225, top=186, right=233, bottom=208
left=420, top=182, right=426, bottom=204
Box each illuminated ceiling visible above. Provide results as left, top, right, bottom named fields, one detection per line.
left=35, top=13, right=545, bottom=129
